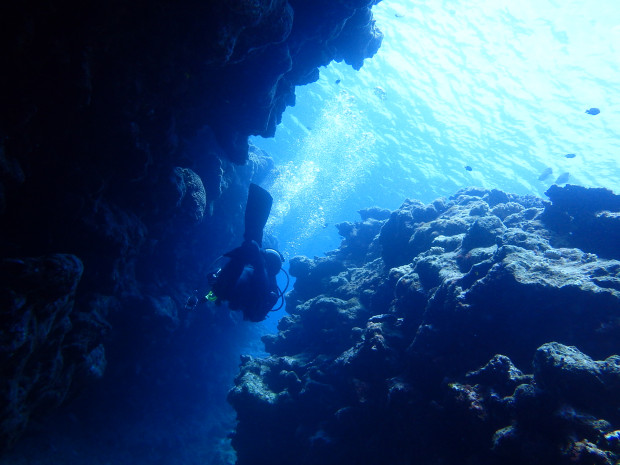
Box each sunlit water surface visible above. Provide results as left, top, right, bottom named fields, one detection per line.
left=255, top=0, right=620, bottom=259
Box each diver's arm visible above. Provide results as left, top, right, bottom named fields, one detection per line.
left=212, top=240, right=261, bottom=301
left=211, top=251, right=245, bottom=300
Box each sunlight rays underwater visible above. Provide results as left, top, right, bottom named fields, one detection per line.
left=254, top=0, right=620, bottom=257
left=263, top=91, right=377, bottom=258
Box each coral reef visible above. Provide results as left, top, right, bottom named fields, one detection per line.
left=230, top=185, right=620, bottom=465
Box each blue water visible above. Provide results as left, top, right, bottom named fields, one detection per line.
left=4, top=2, right=619, bottom=464
left=255, top=0, right=620, bottom=260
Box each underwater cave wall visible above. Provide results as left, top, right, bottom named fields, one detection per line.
left=0, top=0, right=383, bottom=450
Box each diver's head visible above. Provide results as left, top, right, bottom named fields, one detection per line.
left=264, top=248, right=284, bottom=276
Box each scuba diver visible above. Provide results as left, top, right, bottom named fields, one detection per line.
left=186, top=183, right=288, bottom=322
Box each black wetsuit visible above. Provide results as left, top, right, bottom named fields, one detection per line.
left=209, top=183, right=280, bottom=321
left=212, top=240, right=279, bottom=322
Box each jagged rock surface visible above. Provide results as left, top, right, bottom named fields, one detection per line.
left=230, top=185, right=620, bottom=465
left=0, top=254, right=107, bottom=449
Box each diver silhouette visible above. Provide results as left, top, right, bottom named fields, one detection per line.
left=188, top=183, right=288, bottom=322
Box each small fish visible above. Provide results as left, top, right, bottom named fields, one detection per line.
left=465, top=165, right=472, bottom=171
left=335, top=79, right=341, bottom=85
left=538, top=167, right=553, bottom=181
left=565, top=153, right=576, bottom=159
left=395, top=13, right=405, bottom=18
left=585, top=107, right=600, bottom=115
left=555, top=172, right=570, bottom=184
left=373, top=86, right=387, bottom=101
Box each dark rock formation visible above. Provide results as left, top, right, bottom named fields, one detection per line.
left=230, top=185, right=620, bottom=465
left=0, top=0, right=384, bottom=452
left=0, top=254, right=107, bottom=449
left=533, top=342, right=620, bottom=412
left=542, top=184, right=620, bottom=260
left=490, top=343, right=620, bottom=464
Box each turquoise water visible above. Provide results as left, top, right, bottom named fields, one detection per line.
left=254, top=0, right=620, bottom=258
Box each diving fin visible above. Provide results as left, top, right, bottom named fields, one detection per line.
left=244, top=183, right=273, bottom=246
